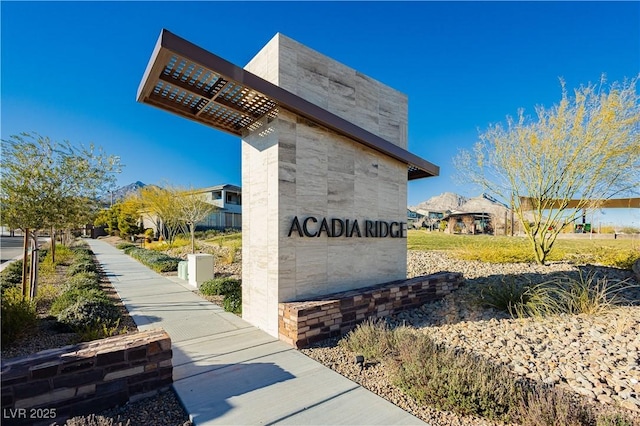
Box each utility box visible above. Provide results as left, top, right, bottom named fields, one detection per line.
left=178, top=261, right=189, bottom=280
left=187, top=254, right=214, bottom=288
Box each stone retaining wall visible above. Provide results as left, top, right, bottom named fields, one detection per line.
left=1, top=329, right=172, bottom=426
left=279, top=272, right=464, bottom=348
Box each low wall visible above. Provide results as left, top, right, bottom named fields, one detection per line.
left=279, top=272, right=464, bottom=348
left=1, top=329, right=172, bottom=426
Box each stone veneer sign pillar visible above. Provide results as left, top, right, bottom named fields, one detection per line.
left=137, top=30, right=438, bottom=339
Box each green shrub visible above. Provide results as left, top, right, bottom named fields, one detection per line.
left=76, top=318, right=124, bottom=342
left=1, top=287, right=37, bottom=346
left=223, top=285, right=242, bottom=314
left=67, top=261, right=98, bottom=276
left=116, top=242, right=136, bottom=250
left=516, top=384, right=593, bottom=426
left=340, top=319, right=413, bottom=361
left=340, top=321, right=613, bottom=424
left=479, top=279, right=561, bottom=318
left=57, top=298, right=120, bottom=330
left=200, top=278, right=242, bottom=314
left=123, top=247, right=181, bottom=272
left=50, top=288, right=110, bottom=316
left=1, top=260, right=24, bottom=290
left=71, top=247, right=93, bottom=257
left=200, top=277, right=240, bottom=296
left=596, top=413, right=635, bottom=426
left=52, top=244, right=75, bottom=266
left=65, top=274, right=101, bottom=291
left=549, top=270, right=634, bottom=315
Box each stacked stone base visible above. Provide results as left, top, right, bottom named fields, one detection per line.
left=1, top=329, right=172, bottom=426
left=279, top=272, right=464, bottom=348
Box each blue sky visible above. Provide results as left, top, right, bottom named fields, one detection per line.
left=2, top=1, right=639, bottom=227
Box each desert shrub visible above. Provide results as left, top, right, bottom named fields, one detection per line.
left=116, top=242, right=136, bottom=250
left=1, top=287, right=37, bottom=346
left=0, top=260, right=24, bottom=293
left=200, top=277, right=242, bottom=314
left=516, top=384, right=593, bottom=426
left=65, top=274, right=101, bottom=291
left=390, top=331, right=521, bottom=420
left=123, top=247, right=181, bottom=272
left=479, top=279, right=561, bottom=318
left=57, top=298, right=120, bottom=330
left=223, top=285, right=242, bottom=314
left=549, top=270, right=634, bottom=315
left=596, top=413, right=635, bottom=426
left=34, top=283, right=62, bottom=308
left=52, top=244, right=75, bottom=265
left=200, top=277, right=240, bottom=296
left=71, top=247, right=93, bottom=257
left=50, top=288, right=110, bottom=316
left=76, top=318, right=124, bottom=342
left=340, top=321, right=613, bottom=424
left=67, top=261, right=98, bottom=276
left=340, top=319, right=412, bottom=361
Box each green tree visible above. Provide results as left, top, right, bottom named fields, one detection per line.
left=137, top=185, right=185, bottom=245
left=176, top=188, right=216, bottom=253
left=1, top=133, right=122, bottom=298
left=455, top=76, right=640, bottom=264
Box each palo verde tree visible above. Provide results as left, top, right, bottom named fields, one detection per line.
left=1, top=132, right=122, bottom=298
left=455, top=76, right=640, bottom=265
left=137, top=184, right=186, bottom=245
left=176, top=187, right=216, bottom=253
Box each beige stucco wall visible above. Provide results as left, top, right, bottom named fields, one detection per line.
left=242, top=34, right=408, bottom=337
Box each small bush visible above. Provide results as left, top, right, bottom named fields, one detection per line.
left=550, top=270, right=634, bottom=315
left=52, top=244, right=75, bottom=266
left=596, top=413, right=635, bottom=426
left=116, top=242, right=136, bottom=250
left=34, top=284, right=62, bottom=308
left=200, top=278, right=242, bottom=314
left=200, top=277, right=240, bottom=296
left=340, top=319, right=412, bottom=361
left=76, top=318, right=125, bottom=342
left=1, top=287, right=37, bottom=346
left=50, top=288, right=110, bottom=316
left=479, top=279, right=561, bottom=318
left=123, top=247, right=181, bottom=272
left=71, top=247, right=93, bottom=257
left=1, top=260, right=24, bottom=291
left=516, top=384, right=593, bottom=426
left=65, top=274, right=101, bottom=291
left=223, top=285, right=242, bottom=314
left=67, top=261, right=98, bottom=276
left=57, top=298, right=120, bottom=330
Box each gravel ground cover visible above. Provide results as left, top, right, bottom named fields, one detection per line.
left=4, top=241, right=639, bottom=425
left=302, top=251, right=640, bottom=425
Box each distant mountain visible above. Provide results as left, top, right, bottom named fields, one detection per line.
left=410, top=192, right=468, bottom=213
left=410, top=192, right=509, bottom=217
left=99, top=181, right=146, bottom=206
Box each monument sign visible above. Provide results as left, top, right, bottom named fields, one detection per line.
left=137, top=30, right=438, bottom=338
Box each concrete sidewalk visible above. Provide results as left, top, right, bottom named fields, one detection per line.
left=85, top=239, right=425, bottom=425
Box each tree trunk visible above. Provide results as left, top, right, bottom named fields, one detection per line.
left=190, top=223, right=196, bottom=254
left=51, top=227, right=56, bottom=263
left=29, top=232, right=39, bottom=299
left=22, top=229, right=29, bottom=299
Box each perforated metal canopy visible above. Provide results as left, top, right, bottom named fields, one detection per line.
left=137, top=29, right=439, bottom=180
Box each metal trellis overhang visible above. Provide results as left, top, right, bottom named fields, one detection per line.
left=137, top=29, right=438, bottom=181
